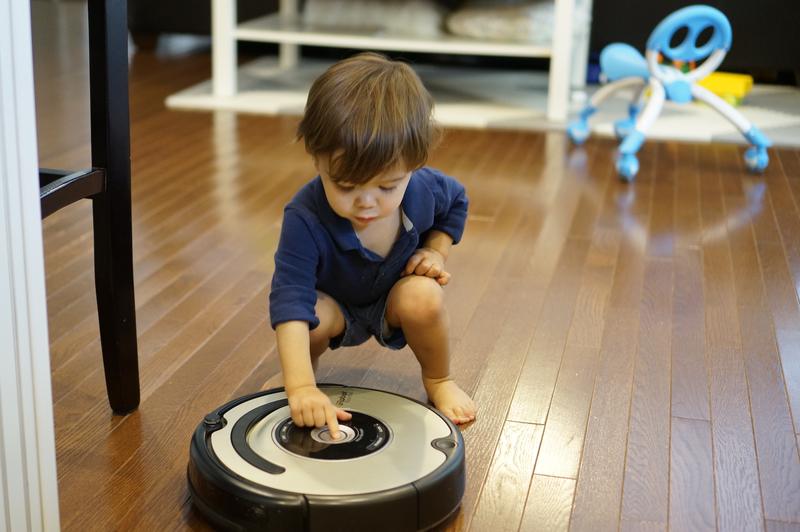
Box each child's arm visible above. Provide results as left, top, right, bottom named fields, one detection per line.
left=276, top=321, right=316, bottom=390
left=276, top=320, right=351, bottom=438
left=403, top=169, right=468, bottom=284
left=270, top=208, right=350, bottom=437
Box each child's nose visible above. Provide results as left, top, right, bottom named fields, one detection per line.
left=356, top=192, right=376, bottom=207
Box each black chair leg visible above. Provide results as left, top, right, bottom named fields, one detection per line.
left=89, top=0, right=140, bottom=414
left=93, top=193, right=140, bottom=414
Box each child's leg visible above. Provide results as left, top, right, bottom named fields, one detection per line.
left=385, top=276, right=476, bottom=424
left=309, top=291, right=346, bottom=372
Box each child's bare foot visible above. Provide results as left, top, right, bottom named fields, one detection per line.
left=422, top=376, right=476, bottom=424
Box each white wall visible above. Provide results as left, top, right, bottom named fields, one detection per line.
left=0, top=0, right=61, bottom=529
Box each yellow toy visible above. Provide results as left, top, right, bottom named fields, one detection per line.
left=698, top=71, right=753, bottom=105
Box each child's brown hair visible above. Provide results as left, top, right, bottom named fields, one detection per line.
left=297, top=52, right=439, bottom=184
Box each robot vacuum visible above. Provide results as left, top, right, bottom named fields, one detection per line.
left=188, top=384, right=465, bottom=531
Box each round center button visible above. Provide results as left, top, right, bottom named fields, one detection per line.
left=274, top=412, right=391, bottom=460
left=311, top=425, right=356, bottom=444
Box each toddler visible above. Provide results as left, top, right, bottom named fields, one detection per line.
left=269, top=52, right=476, bottom=438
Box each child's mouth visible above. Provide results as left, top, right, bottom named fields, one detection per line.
left=354, top=215, right=376, bottom=224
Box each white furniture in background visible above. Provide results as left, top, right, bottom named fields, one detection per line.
left=0, top=0, right=61, bottom=529
left=199, top=0, right=592, bottom=123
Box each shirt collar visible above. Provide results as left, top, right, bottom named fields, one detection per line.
left=400, top=172, right=421, bottom=222
left=313, top=173, right=420, bottom=252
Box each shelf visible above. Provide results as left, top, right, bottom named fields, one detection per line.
left=167, top=57, right=555, bottom=130
left=236, top=13, right=552, bottom=58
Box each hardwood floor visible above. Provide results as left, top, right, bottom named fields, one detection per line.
left=32, top=2, right=800, bottom=530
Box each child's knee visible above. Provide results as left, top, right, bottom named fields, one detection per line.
left=313, top=291, right=345, bottom=340
left=308, top=322, right=328, bottom=346
left=394, top=276, right=444, bottom=324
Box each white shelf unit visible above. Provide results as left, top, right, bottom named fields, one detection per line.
left=208, top=0, right=592, bottom=122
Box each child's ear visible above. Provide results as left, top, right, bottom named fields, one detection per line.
left=312, top=153, right=326, bottom=175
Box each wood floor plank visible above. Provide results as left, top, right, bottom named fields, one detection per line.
left=430, top=131, right=526, bottom=335
left=762, top=152, right=800, bottom=307
left=534, top=344, right=599, bottom=479
left=619, top=519, right=666, bottom=532
left=756, top=236, right=800, bottom=417
left=714, top=144, right=800, bottom=524
left=723, top=197, right=767, bottom=308
left=470, top=422, right=544, bottom=532
left=671, top=247, right=709, bottom=420
left=568, top=309, right=639, bottom=532
left=605, top=193, right=654, bottom=309
left=674, top=143, right=702, bottom=249
left=620, top=260, right=673, bottom=526
left=518, top=475, right=575, bottom=532
left=504, top=137, right=604, bottom=426
left=746, top=165, right=783, bottom=246
left=700, top=153, right=736, bottom=309
left=776, top=148, right=800, bottom=213
left=706, top=304, right=765, bottom=532
left=646, top=171, right=675, bottom=258
left=701, top=148, right=765, bottom=532
left=744, top=152, right=800, bottom=430
left=739, top=306, right=800, bottom=523
left=566, top=140, right=612, bottom=240
left=669, top=416, right=716, bottom=531
left=570, top=166, right=652, bottom=532
left=441, top=135, right=573, bottom=531
left=530, top=228, right=620, bottom=480
left=565, top=228, right=621, bottom=349
left=775, top=328, right=800, bottom=442
left=452, top=283, right=544, bottom=532
left=507, top=237, right=591, bottom=423
left=767, top=521, right=800, bottom=532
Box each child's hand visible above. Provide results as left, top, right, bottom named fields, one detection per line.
left=403, top=247, right=451, bottom=285
left=287, top=385, right=352, bottom=439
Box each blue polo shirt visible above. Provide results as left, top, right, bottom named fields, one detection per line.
left=269, top=166, right=468, bottom=330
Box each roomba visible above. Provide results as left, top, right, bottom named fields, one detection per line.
left=188, top=384, right=465, bottom=531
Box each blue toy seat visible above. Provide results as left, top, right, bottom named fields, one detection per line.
left=600, top=43, right=649, bottom=82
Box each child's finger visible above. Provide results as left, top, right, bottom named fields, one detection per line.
left=313, top=406, right=327, bottom=428
left=415, top=259, right=432, bottom=275
left=302, top=407, right=315, bottom=427
left=404, top=255, right=423, bottom=275
left=325, top=407, right=341, bottom=439
left=336, top=408, right=353, bottom=421
left=427, top=264, right=442, bottom=278
left=291, top=407, right=305, bottom=427
left=437, top=272, right=451, bottom=286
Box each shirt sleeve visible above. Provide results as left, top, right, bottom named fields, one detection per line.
left=269, top=208, right=321, bottom=330
left=430, top=170, right=469, bottom=244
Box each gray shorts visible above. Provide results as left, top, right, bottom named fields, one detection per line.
left=329, top=293, right=407, bottom=350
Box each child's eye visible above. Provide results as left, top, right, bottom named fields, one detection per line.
left=380, top=186, right=397, bottom=192
left=335, top=183, right=356, bottom=192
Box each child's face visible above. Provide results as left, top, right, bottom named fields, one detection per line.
left=316, top=155, right=412, bottom=229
